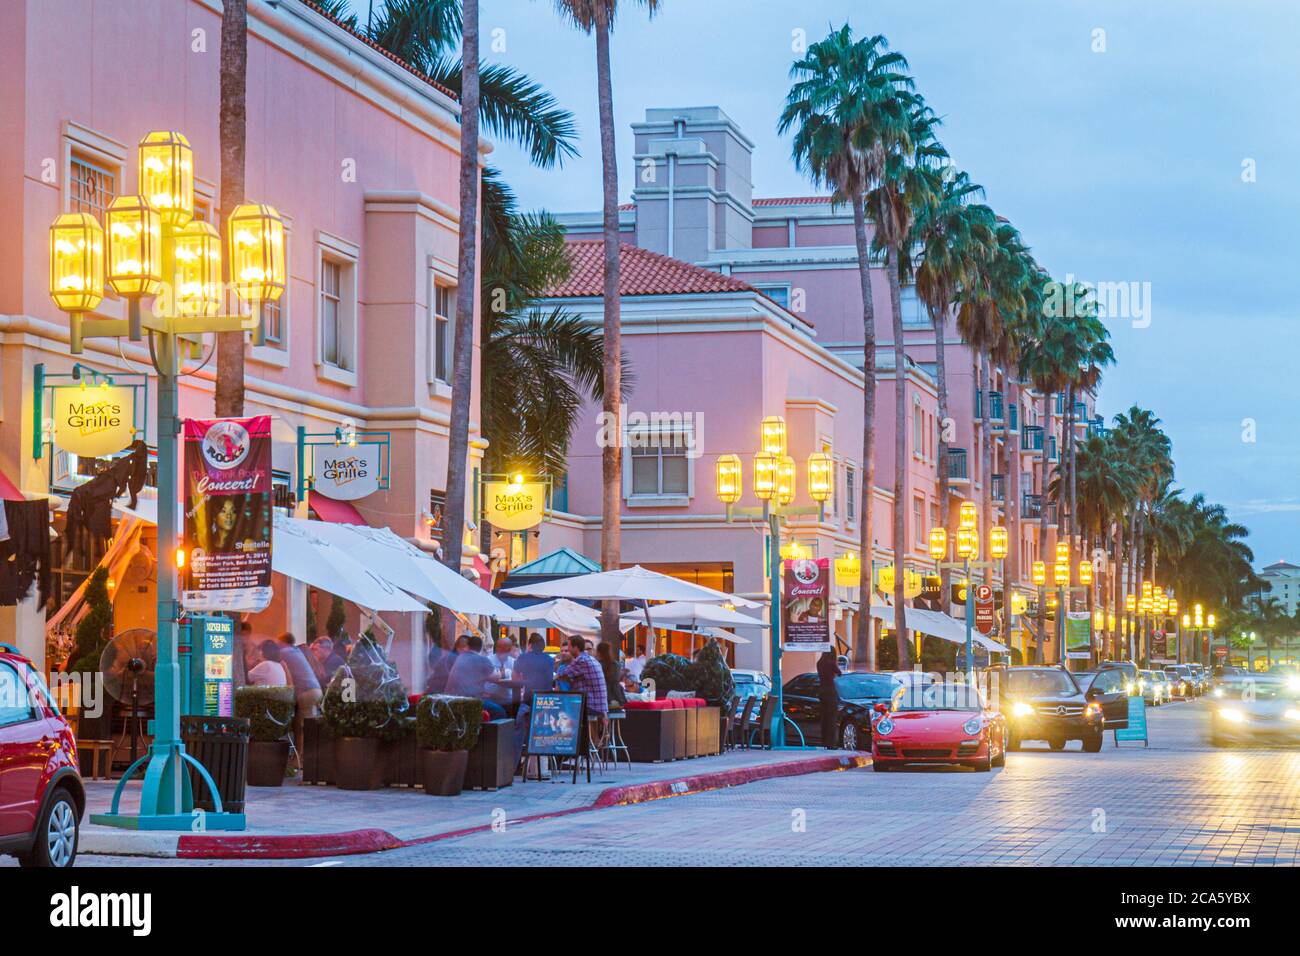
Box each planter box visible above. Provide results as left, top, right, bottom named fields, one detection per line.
left=302, top=717, right=335, bottom=785
left=464, top=719, right=515, bottom=791
left=623, top=708, right=686, bottom=762
left=383, top=733, right=419, bottom=788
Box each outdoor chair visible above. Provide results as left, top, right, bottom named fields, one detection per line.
left=733, top=696, right=758, bottom=749
left=747, top=695, right=777, bottom=750
left=719, top=695, right=740, bottom=750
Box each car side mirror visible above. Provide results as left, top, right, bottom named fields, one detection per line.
left=874, top=702, right=889, bottom=714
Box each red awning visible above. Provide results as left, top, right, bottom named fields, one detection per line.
left=0, top=470, right=23, bottom=502
left=308, top=490, right=369, bottom=525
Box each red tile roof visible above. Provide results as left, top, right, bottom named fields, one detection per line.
left=752, top=196, right=836, bottom=207
left=549, top=241, right=758, bottom=298
left=301, top=1, right=459, bottom=101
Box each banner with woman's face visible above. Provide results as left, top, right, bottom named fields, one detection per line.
left=181, top=416, right=274, bottom=612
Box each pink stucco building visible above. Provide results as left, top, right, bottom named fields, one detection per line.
left=0, top=0, right=480, bottom=686
left=544, top=106, right=1101, bottom=667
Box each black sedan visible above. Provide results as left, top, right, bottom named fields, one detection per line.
left=781, top=671, right=900, bottom=750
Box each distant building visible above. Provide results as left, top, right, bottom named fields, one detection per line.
left=1256, top=561, right=1300, bottom=615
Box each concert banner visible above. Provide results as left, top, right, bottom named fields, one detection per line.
left=783, top=557, right=832, bottom=652
left=181, top=416, right=274, bottom=612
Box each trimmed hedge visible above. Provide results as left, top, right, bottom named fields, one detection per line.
left=234, top=685, right=296, bottom=743
left=416, top=695, right=483, bottom=752
left=321, top=636, right=410, bottom=742
left=640, top=652, right=692, bottom=697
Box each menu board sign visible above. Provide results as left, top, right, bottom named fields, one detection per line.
left=526, top=691, right=587, bottom=756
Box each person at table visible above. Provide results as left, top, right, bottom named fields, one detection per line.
left=248, top=640, right=289, bottom=687
left=816, top=649, right=842, bottom=749
left=427, top=634, right=469, bottom=694
left=445, top=634, right=509, bottom=719
left=595, top=641, right=627, bottom=711
left=513, top=633, right=555, bottom=703
left=486, top=637, right=517, bottom=712
left=557, top=634, right=608, bottom=744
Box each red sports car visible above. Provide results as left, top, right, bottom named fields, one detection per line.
left=870, top=680, right=1007, bottom=772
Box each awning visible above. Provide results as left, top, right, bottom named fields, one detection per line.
left=0, top=470, right=24, bottom=502
left=271, top=514, right=426, bottom=612
left=308, top=490, right=368, bottom=525
left=871, top=604, right=1010, bottom=653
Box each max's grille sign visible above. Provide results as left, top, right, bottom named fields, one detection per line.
left=483, top=481, right=546, bottom=530
left=53, top=386, right=135, bottom=457
left=311, top=445, right=380, bottom=501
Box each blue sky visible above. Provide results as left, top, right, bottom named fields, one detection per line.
left=349, top=0, right=1300, bottom=566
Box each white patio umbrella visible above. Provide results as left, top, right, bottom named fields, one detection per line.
left=619, top=600, right=769, bottom=631
left=301, top=519, right=512, bottom=617
left=498, top=598, right=637, bottom=638
left=271, top=514, right=426, bottom=612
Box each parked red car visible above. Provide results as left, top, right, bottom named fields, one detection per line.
left=870, top=680, right=1007, bottom=772
left=0, top=644, right=84, bottom=867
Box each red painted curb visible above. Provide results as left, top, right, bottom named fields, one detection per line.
left=176, top=827, right=401, bottom=860
left=170, top=753, right=870, bottom=859
left=592, top=753, right=870, bottom=808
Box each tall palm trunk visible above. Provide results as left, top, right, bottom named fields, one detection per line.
left=932, top=300, right=950, bottom=618
left=594, top=8, right=624, bottom=646
left=442, top=0, right=481, bottom=575
left=1067, top=384, right=1078, bottom=545
left=852, top=196, right=877, bottom=669
left=887, top=247, right=910, bottom=666
left=978, top=351, right=992, bottom=590
left=1007, top=384, right=1022, bottom=646
left=1127, top=502, right=1140, bottom=660
left=215, top=0, right=248, bottom=417
left=1111, top=518, right=1124, bottom=660
left=1036, top=390, right=1050, bottom=663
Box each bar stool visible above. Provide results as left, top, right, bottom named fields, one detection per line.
left=603, top=710, right=632, bottom=770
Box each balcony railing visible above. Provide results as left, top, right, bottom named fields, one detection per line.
left=1086, top=417, right=1108, bottom=439
left=1008, top=404, right=1019, bottom=433
left=947, top=447, right=969, bottom=481
left=991, top=473, right=1005, bottom=503
left=989, top=391, right=1004, bottom=422
left=1054, top=393, right=1065, bottom=415
left=1021, top=425, right=1044, bottom=452
left=1073, top=401, right=1088, bottom=421
left=1021, top=493, right=1058, bottom=524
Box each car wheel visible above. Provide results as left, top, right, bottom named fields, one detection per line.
left=992, top=730, right=1007, bottom=767
left=840, top=721, right=861, bottom=751
left=1082, top=732, right=1103, bottom=753
left=1048, top=736, right=1066, bottom=751
left=18, top=788, right=79, bottom=868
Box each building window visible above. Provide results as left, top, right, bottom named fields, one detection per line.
left=755, top=284, right=790, bottom=310
left=846, top=464, right=856, bottom=521
left=628, top=426, right=690, bottom=498
left=900, top=284, right=931, bottom=328
left=315, top=236, right=358, bottom=380
left=913, top=497, right=925, bottom=547
left=320, top=260, right=343, bottom=367
left=69, top=155, right=116, bottom=220
left=432, top=282, right=454, bottom=384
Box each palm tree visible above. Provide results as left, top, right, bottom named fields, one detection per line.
left=216, top=0, right=249, bottom=417
left=1111, top=406, right=1172, bottom=660
left=551, top=0, right=661, bottom=645
left=869, top=95, right=944, bottom=665
left=911, top=169, right=989, bottom=605
left=779, top=26, right=913, bottom=668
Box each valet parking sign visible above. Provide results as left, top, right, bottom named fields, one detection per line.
left=182, top=416, right=274, bottom=613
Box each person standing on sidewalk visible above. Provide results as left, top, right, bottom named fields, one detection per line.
left=279, top=633, right=322, bottom=761
left=817, top=650, right=842, bottom=749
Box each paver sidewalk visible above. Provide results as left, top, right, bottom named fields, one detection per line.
left=80, top=749, right=868, bottom=859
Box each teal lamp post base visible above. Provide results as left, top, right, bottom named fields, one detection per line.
left=89, top=740, right=247, bottom=832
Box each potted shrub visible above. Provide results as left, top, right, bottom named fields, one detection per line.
left=64, top=568, right=115, bottom=749
left=235, top=685, right=296, bottom=786
left=416, top=695, right=483, bottom=796
left=688, top=638, right=735, bottom=705
left=640, top=652, right=692, bottom=698
left=321, top=636, right=410, bottom=790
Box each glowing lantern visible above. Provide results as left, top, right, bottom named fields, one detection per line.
left=227, top=203, right=286, bottom=302
left=753, top=452, right=777, bottom=501
left=172, top=220, right=222, bottom=317
left=105, top=195, right=163, bottom=296
left=780, top=540, right=809, bottom=562
left=1078, top=560, right=1093, bottom=586
left=1207, top=613, right=1216, bottom=628
left=49, top=212, right=104, bottom=313
left=1125, top=593, right=1136, bottom=612
left=1055, top=541, right=1070, bottom=564
left=138, top=130, right=194, bottom=226
left=1032, top=561, right=1046, bottom=586
left=775, top=455, right=796, bottom=506
left=1194, top=603, right=1204, bottom=627
left=1054, top=561, right=1070, bottom=587
left=807, top=452, right=833, bottom=503
left=928, top=527, right=948, bottom=562
left=760, top=416, right=787, bottom=456
left=958, top=501, right=977, bottom=530
left=989, top=525, right=1008, bottom=560
left=956, top=527, right=979, bottom=560
left=715, top=454, right=742, bottom=505
left=1093, top=608, right=1105, bottom=629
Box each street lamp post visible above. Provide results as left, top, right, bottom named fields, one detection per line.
left=1181, top=603, right=1217, bottom=669
left=48, top=130, right=283, bottom=831
left=716, top=416, right=829, bottom=748
left=1048, top=543, right=1092, bottom=668
left=930, top=502, right=998, bottom=676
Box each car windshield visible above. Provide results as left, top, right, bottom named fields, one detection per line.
left=836, top=674, right=898, bottom=700
left=892, top=682, right=984, bottom=712
left=1006, top=669, right=1078, bottom=697
left=1220, top=678, right=1296, bottom=701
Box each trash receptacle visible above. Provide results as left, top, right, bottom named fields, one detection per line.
left=181, top=715, right=250, bottom=814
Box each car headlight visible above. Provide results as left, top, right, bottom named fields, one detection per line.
left=963, top=717, right=983, bottom=736
left=1219, top=708, right=1245, bottom=724
left=1084, top=701, right=1102, bottom=718
left=875, top=717, right=894, bottom=736
left=1212, top=687, right=1224, bottom=698
left=1284, top=709, right=1300, bottom=722
left=1288, top=676, right=1300, bottom=692
left=1012, top=701, right=1033, bottom=717
left=1124, top=681, right=1134, bottom=694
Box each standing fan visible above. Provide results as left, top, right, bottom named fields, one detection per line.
left=98, top=628, right=157, bottom=766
